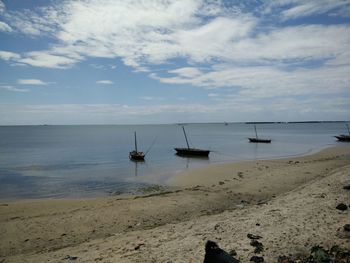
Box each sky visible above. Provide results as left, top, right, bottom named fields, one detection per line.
left=0, top=0, right=349, bottom=125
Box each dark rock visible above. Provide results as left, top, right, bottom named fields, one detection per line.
left=343, top=184, right=350, bottom=190
left=134, top=243, right=145, bottom=250
left=63, top=255, right=78, bottom=261
left=229, top=249, right=237, bottom=257
left=250, top=256, right=264, bottom=263
left=343, top=224, right=350, bottom=232
left=250, top=240, right=262, bottom=247
left=203, top=240, right=240, bottom=263
left=336, top=203, right=348, bottom=211
left=250, top=240, right=264, bottom=253
left=247, top=234, right=262, bottom=240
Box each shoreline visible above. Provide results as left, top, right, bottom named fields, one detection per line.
left=0, top=142, right=342, bottom=203
left=1, top=145, right=350, bottom=262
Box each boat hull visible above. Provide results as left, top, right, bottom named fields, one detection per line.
left=335, top=135, right=350, bottom=142
left=129, top=151, right=145, bottom=161
left=174, top=148, right=210, bottom=157
left=248, top=138, right=271, bottom=143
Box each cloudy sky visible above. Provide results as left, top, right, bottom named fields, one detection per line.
left=0, top=0, right=349, bottom=125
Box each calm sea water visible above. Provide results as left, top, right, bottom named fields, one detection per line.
left=0, top=122, right=347, bottom=200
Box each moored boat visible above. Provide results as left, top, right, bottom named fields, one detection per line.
left=335, top=124, right=350, bottom=142
left=248, top=125, right=271, bottom=143
left=335, top=135, right=350, bottom=142
left=248, top=137, right=271, bottom=143
left=129, top=131, right=145, bottom=161
left=174, top=126, right=210, bottom=157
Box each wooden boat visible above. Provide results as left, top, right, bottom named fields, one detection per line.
left=335, top=135, right=350, bottom=142
left=248, top=137, right=271, bottom=143
left=335, top=124, right=350, bottom=142
left=129, top=132, right=145, bottom=161
left=174, top=126, right=210, bottom=157
left=248, top=125, right=271, bottom=143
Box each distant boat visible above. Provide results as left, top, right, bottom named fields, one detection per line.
left=174, top=126, right=210, bottom=157
left=335, top=124, right=350, bottom=142
left=129, top=131, right=145, bottom=161
left=248, top=125, right=271, bottom=143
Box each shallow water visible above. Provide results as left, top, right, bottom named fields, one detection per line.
left=0, top=122, right=347, bottom=200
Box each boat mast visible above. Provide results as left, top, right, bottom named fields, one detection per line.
left=134, top=131, right=138, bottom=152
left=254, top=125, right=258, bottom=139
left=182, top=126, right=190, bottom=149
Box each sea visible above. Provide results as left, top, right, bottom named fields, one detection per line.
left=0, top=122, right=348, bottom=200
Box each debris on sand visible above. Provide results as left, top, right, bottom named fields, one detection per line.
left=247, top=233, right=262, bottom=240
left=250, top=255, right=264, bottom=262
left=203, top=240, right=240, bottom=263
left=336, top=203, right=348, bottom=211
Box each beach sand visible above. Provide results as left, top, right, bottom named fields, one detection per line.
left=0, top=145, right=350, bottom=262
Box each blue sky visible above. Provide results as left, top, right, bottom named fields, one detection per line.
left=0, top=0, right=349, bottom=125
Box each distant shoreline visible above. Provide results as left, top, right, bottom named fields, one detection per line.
left=0, top=120, right=349, bottom=126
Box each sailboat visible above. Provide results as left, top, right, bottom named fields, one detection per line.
left=129, top=131, right=145, bottom=161
left=248, top=125, right=271, bottom=143
left=174, top=126, right=210, bottom=157
left=335, top=124, right=350, bottom=142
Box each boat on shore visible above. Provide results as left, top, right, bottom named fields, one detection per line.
left=248, top=125, right=271, bottom=143
left=129, top=131, right=145, bottom=161
left=335, top=124, right=350, bottom=142
left=175, top=126, right=210, bottom=157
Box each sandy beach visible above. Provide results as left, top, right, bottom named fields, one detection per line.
left=1, top=145, right=350, bottom=262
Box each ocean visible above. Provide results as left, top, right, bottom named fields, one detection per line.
left=0, top=122, right=347, bottom=200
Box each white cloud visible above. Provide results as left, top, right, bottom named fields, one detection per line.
left=262, top=0, right=350, bottom=19
left=168, top=67, right=203, bottom=78
left=0, top=0, right=349, bottom=122
left=280, top=0, right=350, bottom=19
left=0, top=51, right=20, bottom=60
left=0, top=96, right=348, bottom=125
left=17, top=79, right=49, bottom=85
left=139, top=96, right=163, bottom=101
left=0, top=1, right=5, bottom=13
left=152, top=63, right=350, bottom=98
left=2, top=1, right=348, bottom=71
left=0, top=85, right=29, bottom=92
left=96, top=80, right=114, bottom=85
left=18, top=51, right=79, bottom=69
left=0, top=0, right=255, bottom=69
left=0, top=21, right=12, bottom=32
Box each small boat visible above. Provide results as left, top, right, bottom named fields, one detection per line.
left=335, top=135, right=350, bottom=142
left=129, top=131, right=145, bottom=161
left=175, top=126, right=210, bottom=157
left=248, top=125, right=271, bottom=143
left=335, top=124, right=350, bottom=142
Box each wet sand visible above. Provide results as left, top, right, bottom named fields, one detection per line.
left=0, top=145, right=350, bottom=262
